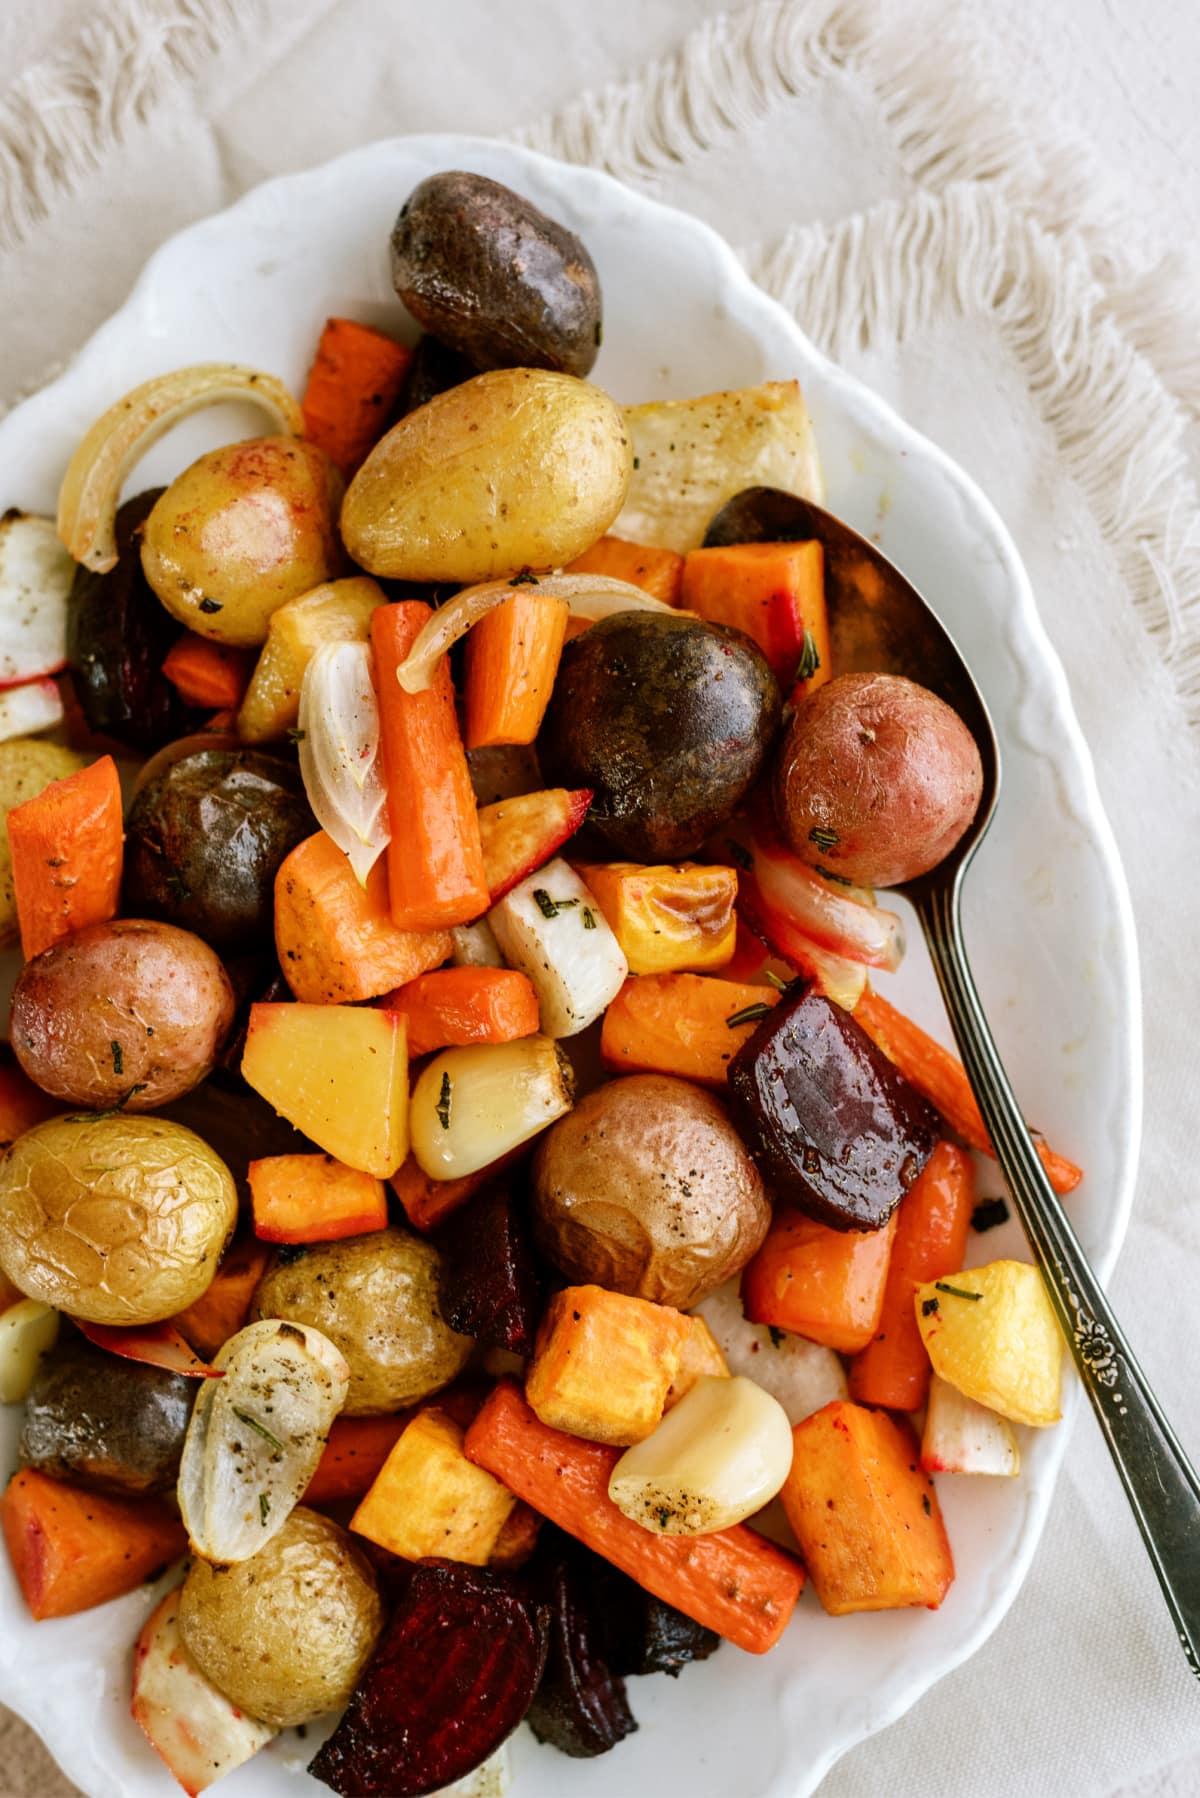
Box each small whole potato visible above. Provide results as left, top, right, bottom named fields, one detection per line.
left=340, top=368, right=631, bottom=583
left=141, top=437, right=343, bottom=646
left=391, top=171, right=603, bottom=378
left=251, top=1227, right=472, bottom=1415
left=11, top=920, right=234, bottom=1111
left=0, top=1114, right=237, bottom=1325
left=774, top=672, right=984, bottom=888
left=178, top=1507, right=382, bottom=1728
left=533, top=1074, right=770, bottom=1310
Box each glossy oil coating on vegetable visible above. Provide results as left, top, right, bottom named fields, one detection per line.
left=391, top=171, right=602, bottom=378
left=0, top=1113, right=238, bottom=1325
left=728, top=984, right=938, bottom=1231
left=141, top=437, right=343, bottom=646
left=533, top=1074, right=770, bottom=1310
left=539, top=612, right=782, bottom=860
left=774, top=672, right=983, bottom=889
left=124, top=747, right=314, bottom=950
left=251, top=1227, right=472, bottom=1415
left=11, top=919, right=234, bottom=1111
left=178, top=1506, right=383, bottom=1728
left=20, top=1330, right=195, bottom=1496
left=341, top=368, right=631, bottom=583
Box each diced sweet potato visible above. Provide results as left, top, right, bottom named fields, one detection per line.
left=780, top=1400, right=954, bottom=1614
left=525, top=1286, right=691, bottom=1446
left=599, top=971, right=778, bottom=1085
left=664, top=1314, right=729, bottom=1408
left=566, top=536, right=684, bottom=606
left=170, top=1237, right=270, bottom=1361
left=304, top=1415, right=414, bottom=1506
left=351, top=1409, right=516, bottom=1565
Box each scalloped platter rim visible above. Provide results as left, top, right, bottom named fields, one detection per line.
left=0, top=135, right=1140, bottom=1798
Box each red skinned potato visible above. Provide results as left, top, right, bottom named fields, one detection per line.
left=774, top=673, right=983, bottom=889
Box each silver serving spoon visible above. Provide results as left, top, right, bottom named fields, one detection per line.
left=772, top=495, right=1200, bottom=1676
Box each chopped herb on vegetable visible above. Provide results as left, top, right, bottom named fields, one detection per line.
left=794, top=629, right=821, bottom=683
left=808, top=825, right=839, bottom=854
left=259, top=1492, right=271, bottom=1525
left=532, top=888, right=578, bottom=919
left=921, top=1297, right=940, bottom=1318
left=436, top=1071, right=453, bottom=1131
left=581, top=905, right=597, bottom=930
left=233, top=1409, right=284, bottom=1451
left=725, top=1001, right=773, bottom=1029
left=767, top=1325, right=786, bottom=1348
left=934, top=1281, right=983, bottom=1303
left=971, top=1197, right=1010, bottom=1233
left=109, top=1041, right=123, bottom=1076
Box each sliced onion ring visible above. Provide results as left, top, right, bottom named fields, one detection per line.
left=57, top=364, right=304, bottom=573
left=395, top=573, right=678, bottom=693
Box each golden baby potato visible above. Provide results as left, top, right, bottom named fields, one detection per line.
left=340, top=367, right=632, bottom=582
left=141, top=436, right=342, bottom=646
left=0, top=1114, right=237, bottom=1325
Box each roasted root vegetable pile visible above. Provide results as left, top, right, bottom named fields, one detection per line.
left=0, top=169, right=1082, bottom=1797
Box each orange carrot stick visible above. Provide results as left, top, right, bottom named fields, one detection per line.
left=463, top=591, right=568, bottom=749
left=161, top=636, right=254, bottom=709
left=599, top=972, right=778, bottom=1086
left=371, top=603, right=490, bottom=931
left=249, top=1152, right=389, bottom=1245
left=388, top=1146, right=523, bottom=1233
left=275, top=830, right=452, bottom=1004
left=302, top=317, right=414, bottom=478
left=854, top=989, right=1082, bottom=1194
left=741, top=1209, right=898, bottom=1354
left=565, top=536, right=685, bottom=606
left=304, top=1415, right=414, bottom=1506
left=1, top=1469, right=185, bottom=1619
left=464, top=1381, right=804, bottom=1654
left=384, top=967, right=540, bottom=1057
left=848, top=1141, right=974, bottom=1410
left=7, top=755, right=123, bottom=960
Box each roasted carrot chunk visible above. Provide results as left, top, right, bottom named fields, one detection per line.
left=1, top=1469, right=185, bottom=1619
left=249, top=1152, right=389, bottom=1245
left=0, top=1053, right=59, bottom=1143
left=849, top=1141, right=974, bottom=1410
left=463, top=591, right=568, bottom=749
left=465, top=1381, right=804, bottom=1654
left=170, top=1237, right=270, bottom=1361
left=681, top=541, right=829, bottom=693
left=600, top=971, right=778, bottom=1085
left=8, top=755, right=122, bottom=960
left=384, top=966, right=540, bottom=1057
left=304, top=1415, right=415, bottom=1506
left=161, top=635, right=254, bottom=709
left=302, top=316, right=414, bottom=477
left=566, top=536, right=684, bottom=606
left=741, top=1208, right=898, bottom=1354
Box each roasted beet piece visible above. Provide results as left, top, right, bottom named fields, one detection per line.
left=437, top=1180, right=542, bottom=1356
left=727, top=984, right=937, bottom=1231
left=66, top=489, right=201, bottom=751
left=527, top=1535, right=637, bottom=1758
left=587, top=1556, right=720, bottom=1679
left=308, top=1559, right=547, bottom=1797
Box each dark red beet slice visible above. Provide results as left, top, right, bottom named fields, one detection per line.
left=308, top=1560, right=548, bottom=1796
left=437, top=1180, right=543, bottom=1356
left=727, top=984, right=937, bottom=1230
left=527, top=1535, right=637, bottom=1758
left=586, top=1555, right=720, bottom=1678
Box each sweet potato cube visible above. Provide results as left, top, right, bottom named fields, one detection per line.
left=525, top=1285, right=691, bottom=1446
left=681, top=540, right=829, bottom=692
left=242, top=1002, right=408, bottom=1177
left=275, top=831, right=451, bottom=1004
left=566, top=536, right=684, bottom=605
left=665, top=1314, right=729, bottom=1408
left=781, top=1400, right=954, bottom=1614
left=1, top=1468, right=185, bottom=1619
left=351, top=1409, right=515, bottom=1565
left=914, top=1259, right=1063, bottom=1427
left=238, top=576, right=386, bottom=744
left=577, top=862, right=738, bottom=975
left=600, top=971, right=778, bottom=1086
left=249, top=1152, right=389, bottom=1244
left=741, top=1208, right=898, bottom=1354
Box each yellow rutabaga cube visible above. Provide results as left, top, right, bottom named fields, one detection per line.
left=914, top=1260, right=1063, bottom=1428
left=237, top=577, right=386, bottom=743
left=350, top=1409, right=515, bottom=1565
left=575, top=862, right=738, bottom=975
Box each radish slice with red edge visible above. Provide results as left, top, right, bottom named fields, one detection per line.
left=74, top=1318, right=223, bottom=1379
left=0, top=514, right=73, bottom=689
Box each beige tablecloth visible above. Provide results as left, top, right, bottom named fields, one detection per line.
left=1, top=2, right=1199, bottom=1794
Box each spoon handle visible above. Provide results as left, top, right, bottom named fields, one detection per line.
left=915, top=878, right=1200, bottom=1678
